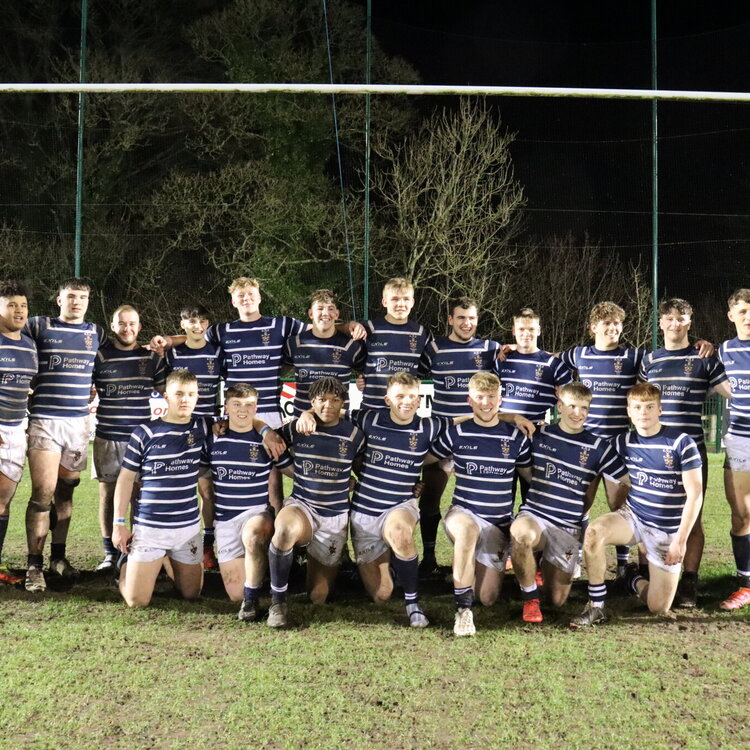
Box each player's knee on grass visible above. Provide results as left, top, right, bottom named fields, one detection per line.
left=548, top=585, right=571, bottom=608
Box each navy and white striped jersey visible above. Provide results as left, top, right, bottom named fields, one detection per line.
left=93, top=343, right=166, bottom=441
left=523, top=423, right=628, bottom=529
left=718, top=338, right=750, bottom=438
left=279, top=418, right=365, bottom=516
left=350, top=409, right=450, bottom=516
left=494, top=350, right=573, bottom=422
left=640, top=346, right=726, bottom=444
left=207, top=316, right=306, bottom=414
left=283, top=330, right=366, bottom=417
left=561, top=345, right=645, bottom=438
left=430, top=420, right=532, bottom=526
left=422, top=336, right=501, bottom=418
left=122, top=417, right=208, bottom=529
left=165, top=341, right=223, bottom=417
left=0, top=332, right=37, bottom=426
left=615, top=427, right=702, bottom=533
left=360, top=318, right=433, bottom=409
left=203, top=428, right=291, bottom=522
left=24, top=316, right=105, bottom=419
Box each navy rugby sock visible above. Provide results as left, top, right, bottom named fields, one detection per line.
left=50, top=543, right=66, bottom=560
left=269, top=543, right=293, bottom=603
left=0, top=514, right=8, bottom=562
left=391, top=552, right=420, bottom=602
left=27, top=553, right=43, bottom=569
left=102, top=536, right=116, bottom=556
left=203, top=527, right=215, bottom=549
left=588, top=582, right=607, bottom=607
left=454, top=586, right=474, bottom=609
left=730, top=532, right=750, bottom=584
left=243, top=583, right=262, bottom=603
left=615, top=545, right=630, bottom=567
left=419, top=514, right=441, bottom=559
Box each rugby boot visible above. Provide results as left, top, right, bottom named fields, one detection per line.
left=569, top=601, right=606, bottom=629
left=453, top=607, right=476, bottom=637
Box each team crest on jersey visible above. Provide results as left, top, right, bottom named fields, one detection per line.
left=683, top=358, right=694, bottom=375
left=332, top=349, right=342, bottom=364
left=84, top=332, right=94, bottom=350
left=138, top=359, right=148, bottom=376
left=187, top=432, right=196, bottom=447
left=338, top=439, right=349, bottom=457
left=613, top=358, right=623, bottom=374
left=500, top=439, right=511, bottom=456
left=663, top=449, right=674, bottom=469
left=409, top=335, right=418, bottom=353
left=249, top=445, right=259, bottom=461
left=474, top=352, right=483, bottom=368
left=408, top=432, right=419, bottom=450
left=261, top=329, right=271, bottom=345
left=534, top=365, right=544, bottom=382
left=579, top=446, right=591, bottom=466
left=207, top=358, right=215, bottom=375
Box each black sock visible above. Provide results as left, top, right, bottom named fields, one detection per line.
left=616, top=546, right=630, bottom=566
left=102, top=537, right=115, bottom=556
left=203, top=527, right=215, bottom=548
left=27, top=553, right=43, bottom=569
left=454, top=586, right=474, bottom=609
left=731, top=532, right=750, bottom=584
left=0, top=513, right=8, bottom=562
left=269, top=543, right=293, bottom=603
left=243, top=584, right=262, bottom=603
left=391, top=553, right=419, bottom=603
left=419, top=514, right=441, bottom=558
left=50, top=543, right=66, bottom=560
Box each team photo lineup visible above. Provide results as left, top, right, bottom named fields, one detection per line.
left=2, top=273, right=750, bottom=636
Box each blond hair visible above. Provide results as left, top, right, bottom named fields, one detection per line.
left=382, top=277, right=414, bottom=297
left=228, top=277, right=260, bottom=294
left=627, top=382, right=661, bottom=404
left=468, top=371, right=500, bottom=392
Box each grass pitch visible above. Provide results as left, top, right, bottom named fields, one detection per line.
left=0, top=454, right=748, bottom=749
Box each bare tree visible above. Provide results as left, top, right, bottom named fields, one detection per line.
left=510, top=234, right=652, bottom=352
left=366, top=98, right=526, bottom=329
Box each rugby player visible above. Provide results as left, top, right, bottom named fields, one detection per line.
left=202, top=383, right=291, bottom=621
left=0, top=281, right=37, bottom=585
left=283, top=289, right=366, bottom=417
left=570, top=383, right=703, bottom=627
left=359, top=278, right=432, bottom=410
left=640, top=298, right=730, bottom=606
left=266, top=377, right=365, bottom=628
left=717, top=288, right=750, bottom=609
left=427, top=372, right=532, bottom=636
left=510, top=383, right=629, bottom=623
left=417, top=297, right=502, bottom=576
left=164, top=304, right=223, bottom=570
left=92, top=305, right=165, bottom=572
left=23, top=278, right=106, bottom=592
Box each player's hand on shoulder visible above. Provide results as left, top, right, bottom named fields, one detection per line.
left=514, top=414, right=536, bottom=437
left=411, top=480, right=425, bottom=498
left=296, top=410, right=317, bottom=435
left=496, top=343, right=516, bottom=362
left=88, top=385, right=97, bottom=404
left=262, top=428, right=286, bottom=461
left=355, top=375, right=365, bottom=393
left=212, top=419, right=228, bottom=436
left=349, top=321, right=367, bottom=340
left=695, top=339, right=715, bottom=358
left=148, top=335, right=170, bottom=356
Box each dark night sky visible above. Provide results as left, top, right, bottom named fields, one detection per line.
left=363, top=1, right=750, bottom=301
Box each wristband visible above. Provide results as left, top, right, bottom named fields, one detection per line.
left=260, top=425, right=271, bottom=437
left=114, top=518, right=127, bottom=526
